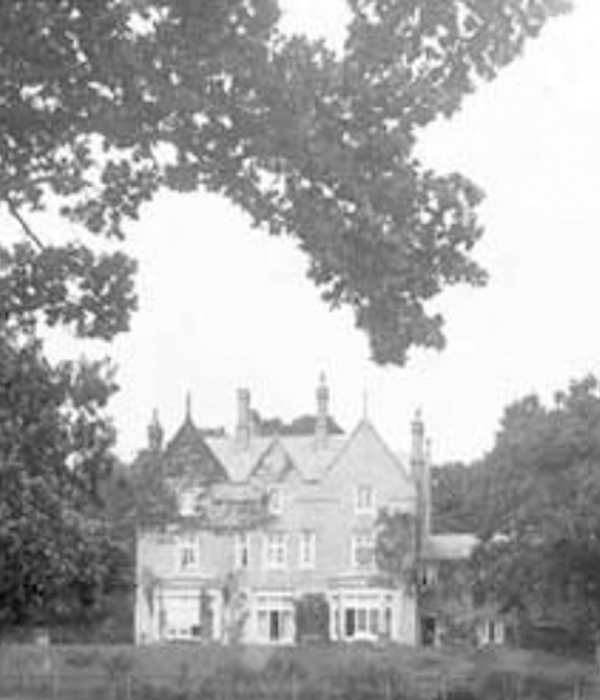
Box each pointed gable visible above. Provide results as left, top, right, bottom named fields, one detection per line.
left=249, top=437, right=298, bottom=484
left=163, top=415, right=227, bottom=486
left=323, top=419, right=415, bottom=508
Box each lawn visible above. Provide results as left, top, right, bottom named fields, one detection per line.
left=0, top=643, right=596, bottom=699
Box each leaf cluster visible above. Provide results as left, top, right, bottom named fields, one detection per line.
left=473, top=375, right=600, bottom=639
left=0, top=0, right=570, bottom=364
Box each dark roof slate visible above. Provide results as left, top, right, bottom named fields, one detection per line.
left=163, top=415, right=227, bottom=485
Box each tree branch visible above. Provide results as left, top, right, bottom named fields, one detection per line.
left=4, top=200, right=45, bottom=250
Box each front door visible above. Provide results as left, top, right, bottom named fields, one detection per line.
left=269, top=610, right=281, bottom=641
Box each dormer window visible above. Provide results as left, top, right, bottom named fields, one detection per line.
left=355, top=485, right=375, bottom=514
left=268, top=486, right=283, bottom=515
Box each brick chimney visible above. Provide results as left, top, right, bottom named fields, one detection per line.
left=410, top=409, right=431, bottom=542
left=236, top=388, right=252, bottom=450
left=315, top=373, right=329, bottom=449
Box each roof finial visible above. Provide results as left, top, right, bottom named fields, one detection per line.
left=148, top=408, right=164, bottom=451
left=185, top=391, right=193, bottom=423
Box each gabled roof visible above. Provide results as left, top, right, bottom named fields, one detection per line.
left=163, top=415, right=227, bottom=485
left=149, top=411, right=413, bottom=489
left=248, top=436, right=297, bottom=483
left=322, top=418, right=412, bottom=483
left=206, top=433, right=347, bottom=483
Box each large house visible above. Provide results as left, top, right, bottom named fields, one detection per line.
left=134, top=378, right=498, bottom=646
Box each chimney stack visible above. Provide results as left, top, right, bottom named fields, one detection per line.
left=410, top=408, right=431, bottom=543
left=315, top=373, right=329, bottom=449
left=236, top=388, right=251, bottom=450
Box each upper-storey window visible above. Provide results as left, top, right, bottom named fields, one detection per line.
left=265, top=533, right=288, bottom=569
left=351, top=533, right=375, bottom=569
left=299, top=531, right=316, bottom=569
left=268, top=485, right=283, bottom=515
left=234, top=532, right=250, bottom=569
left=178, top=535, right=201, bottom=571
left=355, top=485, right=375, bottom=514
left=179, top=488, right=200, bottom=516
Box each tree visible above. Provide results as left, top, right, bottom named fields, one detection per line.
left=1, top=0, right=570, bottom=365
left=0, top=332, right=129, bottom=629
left=375, top=509, right=417, bottom=587
left=0, top=0, right=571, bottom=626
left=472, top=376, right=600, bottom=653
left=431, top=461, right=488, bottom=534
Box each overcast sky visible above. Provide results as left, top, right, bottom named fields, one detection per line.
left=51, top=0, right=600, bottom=464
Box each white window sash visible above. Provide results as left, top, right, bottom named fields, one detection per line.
left=264, top=534, right=288, bottom=569
left=355, top=485, right=376, bottom=514
left=351, top=534, right=375, bottom=568
left=234, top=533, right=250, bottom=568
left=299, top=531, right=316, bottom=568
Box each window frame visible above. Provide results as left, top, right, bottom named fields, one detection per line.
left=355, top=484, right=376, bottom=514
left=268, top=485, right=283, bottom=515
left=351, top=532, right=375, bottom=569
left=177, top=535, right=201, bottom=572
left=234, top=532, right=250, bottom=569
left=299, top=530, right=316, bottom=569
left=264, top=532, right=288, bottom=570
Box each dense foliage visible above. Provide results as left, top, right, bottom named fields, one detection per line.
left=472, top=376, right=600, bottom=648
left=431, top=462, right=488, bottom=534
left=2, top=0, right=570, bottom=364
left=0, top=332, right=128, bottom=627
left=375, top=510, right=417, bottom=586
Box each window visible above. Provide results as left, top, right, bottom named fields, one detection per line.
left=299, top=531, right=316, bottom=568
left=338, top=593, right=391, bottom=641
left=351, top=533, right=375, bottom=569
left=234, top=532, right=250, bottom=569
left=256, top=594, right=294, bottom=642
left=480, top=619, right=505, bottom=646
left=265, top=533, right=288, bottom=569
left=268, top=486, right=283, bottom=515
left=164, top=594, right=199, bottom=640
left=178, top=535, right=200, bottom=571
left=163, top=592, right=214, bottom=641
left=179, top=489, right=200, bottom=516
left=420, top=563, right=438, bottom=587
left=355, top=485, right=375, bottom=514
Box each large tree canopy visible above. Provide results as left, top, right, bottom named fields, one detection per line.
left=472, top=376, right=600, bottom=648
left=0, top=330, right=128, bottom=627
left=1, top=0, right=570, bottom=363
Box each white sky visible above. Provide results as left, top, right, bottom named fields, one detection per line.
left=48, top=0, right=600, bottom=463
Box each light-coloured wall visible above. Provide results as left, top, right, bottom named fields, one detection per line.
left=136, top=420, right=419, bottom=645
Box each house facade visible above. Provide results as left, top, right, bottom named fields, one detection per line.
left=134, top=379, right=498, bottom=646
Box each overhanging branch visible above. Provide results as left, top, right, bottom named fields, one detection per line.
left=4, top=200, right=45, bottom=250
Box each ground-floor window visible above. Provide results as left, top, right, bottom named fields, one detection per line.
left=255, top=594, right=294, bottom=643
left=161, top=590, right=216, bottom=641
left=479, top=618, right=505, bottom=646
left=331, top=592, right=393, bottom=641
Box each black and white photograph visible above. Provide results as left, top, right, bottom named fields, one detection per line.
left=0, top=0, right=599, bottom=698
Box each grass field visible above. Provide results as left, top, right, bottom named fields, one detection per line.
left=0, top=643, right=596, bottom=699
